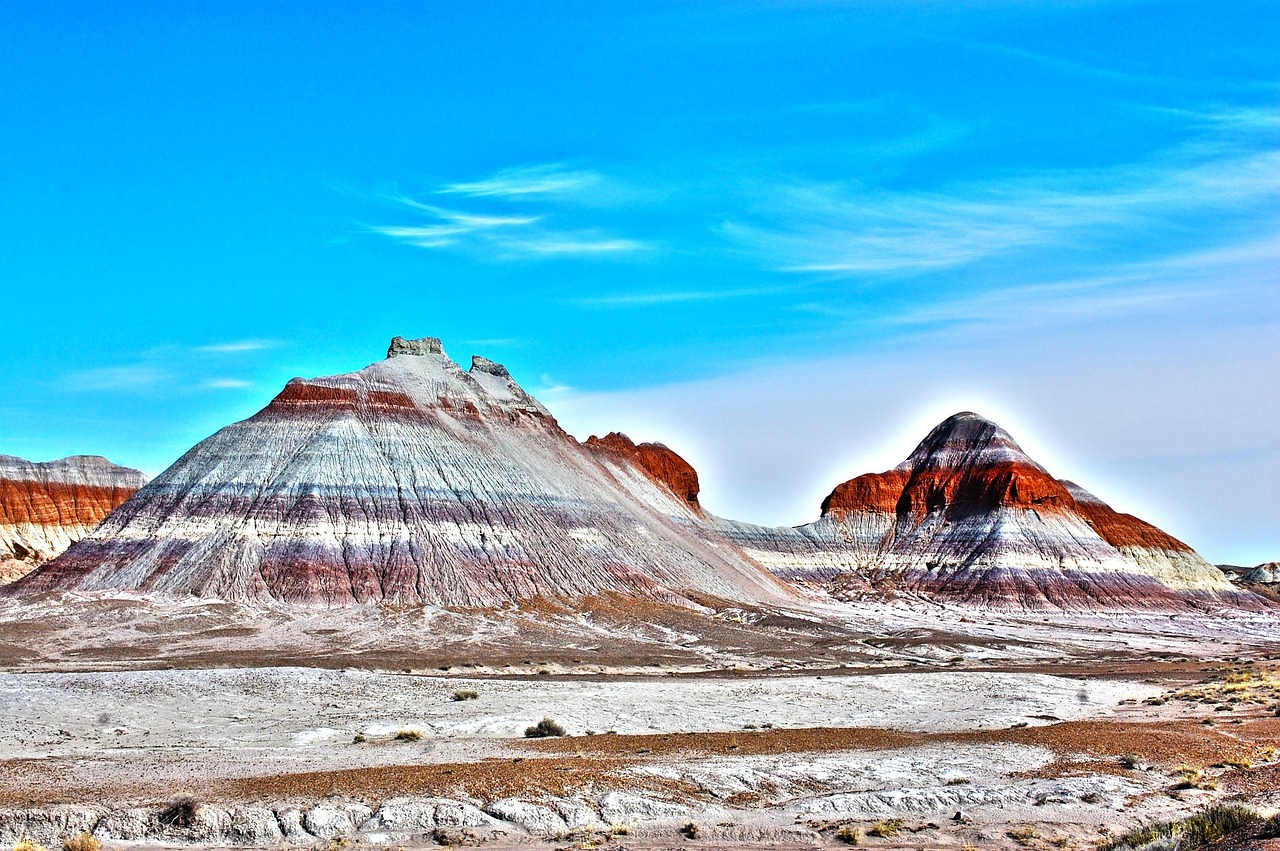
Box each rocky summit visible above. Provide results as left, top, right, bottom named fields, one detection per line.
left=13, top=338, right=791, bottom=607
left=719, top=412, right=1248, bottom=609
left=0, top=454, right=147, bottom=583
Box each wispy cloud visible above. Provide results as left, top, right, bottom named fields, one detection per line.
left=64, top=366, right=167, bottom=392
left=724, top=147, right=1280, bottom=275
left=196, top=340, right=278, bottom=354
left=438, top=163, right=603, bottom=199
left=858, top=232, right=1280, bottom=339
left=372, top=170, right=648, bottom=259
left=202, top=378, right=254, bottom=389
left=501, top=234, right=648, bottom=255
left=571, top=285, right=793, bottom=307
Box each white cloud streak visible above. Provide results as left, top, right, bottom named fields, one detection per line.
left=725, top=147, right=1280, bottom=275
left=373, top=174, right=648, bottom=259
left=64, top=366, right=167, bottom=392
left=438, top=163, right=603, bottom=199
left=196, top=340, right=277, bottom=353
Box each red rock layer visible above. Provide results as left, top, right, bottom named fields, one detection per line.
left=820, top=470, right=910, bottom=515
left=0, top=455, right=147, bottom=578
left=1064, top=483, right=1195, bottom=552
left=0, top=480, right=140, bottom=528
left=585, top=432, right=701, bottom=507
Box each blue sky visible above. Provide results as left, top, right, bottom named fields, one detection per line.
left=2, top=1, right=1276, bottom=563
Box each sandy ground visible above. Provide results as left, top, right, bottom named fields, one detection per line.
left=0, top=594, right=1278, bottom=848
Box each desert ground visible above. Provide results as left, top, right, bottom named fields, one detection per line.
left=1, top=594, right=1278, bottom=849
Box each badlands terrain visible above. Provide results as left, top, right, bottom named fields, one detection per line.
left=1, top=337, right=1277, bottom=850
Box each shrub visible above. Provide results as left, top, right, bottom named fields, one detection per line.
left=157, top=796, right=200, bottom=829
left=866, top=818, right=902, bottom=838
left=352, top=733, right=366, bottom=744
left=1119, top=754, right=1142, bottom=769
left=15, top=841, right=48, bottom=851
left=835, top=824, right=861, bottom=845
left=525, top=717, right=567, bottom=738
left=1100, top=803, right=1258, bottom=850
left=452, top=689, right=479, bottom=701
left=63, top=835, right=100, bottom=851
left=395, top=729, right=424, bottom=742
left=679, top=822, right=699, bottom=839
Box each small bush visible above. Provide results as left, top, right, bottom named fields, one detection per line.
left=395, top=729, right=424, bottom=742
left=352, top=733, right=366, bottom=744
left=525, top=717, right=567, bottom=738
left=866, top=818, right=902, bottom=838
left=15, top=841, right=48, bottom=851
left=452, top=689, right=479, bottom=701
left=679, top=822, right=699, bottom=839
left=1119, top=754, right=1142, bottom=769
left=1100, top=803, right=1258, bottom=850
left=835, top=824, right=860, bottom=845
left=157, top=796, right=199, bottom=829
left=63, top=835, right=100, bottom=851
left=608, top=823, right=630, bottom=836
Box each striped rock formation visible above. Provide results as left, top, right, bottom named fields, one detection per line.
left=717, top=412, right=1247, bottom=609
left=13, top=338, right=792, bottom=607
left=0, top=455, right=147, bottom=583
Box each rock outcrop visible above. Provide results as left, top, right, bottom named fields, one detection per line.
left=718, top=412, right=1248, bottom=609
left=0, top=454, right=146, bottom=583
left=12, top=338, right=791, bottom=607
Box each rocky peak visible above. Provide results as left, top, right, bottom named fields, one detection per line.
left=470, top=356, right=511, bottom=378
left=387, top=336, right=444, bottom=358
left=586, top=432, right=701, bottom=507
left=903, top=412, right=1037, bottom=472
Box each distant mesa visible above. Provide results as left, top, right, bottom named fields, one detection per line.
left=0, top=454, right=147, bottom=584
left=8, top=340, right=1260, bottom=612
left=1220, top=562, right=1280, bottom=586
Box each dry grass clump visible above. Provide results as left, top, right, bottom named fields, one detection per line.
left=15, top=841, right=48, bottom=851
left=835, top=824, right=861, bottom=844
left=394, top=729, right=424, bottom=742
left=1008, top=826, right=1039, bottom=846
left=1169, top=766, right=1217, bottom=791
left=63, top=835, right=101, bottom=851
left=451, top=689, right=479, bottom=701
left=866, top=818, right=903, bottom=838
left=525, top=717, right=567, bottom=738
left=1099, top=803, right=1258, bottom=850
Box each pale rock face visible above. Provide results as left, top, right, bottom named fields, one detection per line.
left=0, top=454, right=146, bottom=583
left=15, top=338, right=792, bottom=607
left=718, top=412, right=1249, bottom=610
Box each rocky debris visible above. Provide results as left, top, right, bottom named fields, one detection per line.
left=0, top=792, right=691, bottom=847
left=718, top=412, right=1256, bottom=610
left=0, top=454, right=145, bottom=583
left=12, top=337, right=792, bottom=608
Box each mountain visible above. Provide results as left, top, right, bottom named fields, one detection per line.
left=717, top=412, right=1247, bottom=609
left=12, top=337, right=792, bottom=607
left=0, top=455, right=147, bottom=583
left=10, top=342, right=1249, bottom=612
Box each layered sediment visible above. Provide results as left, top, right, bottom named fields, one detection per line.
left=0, top=455, right=146, bottom=583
